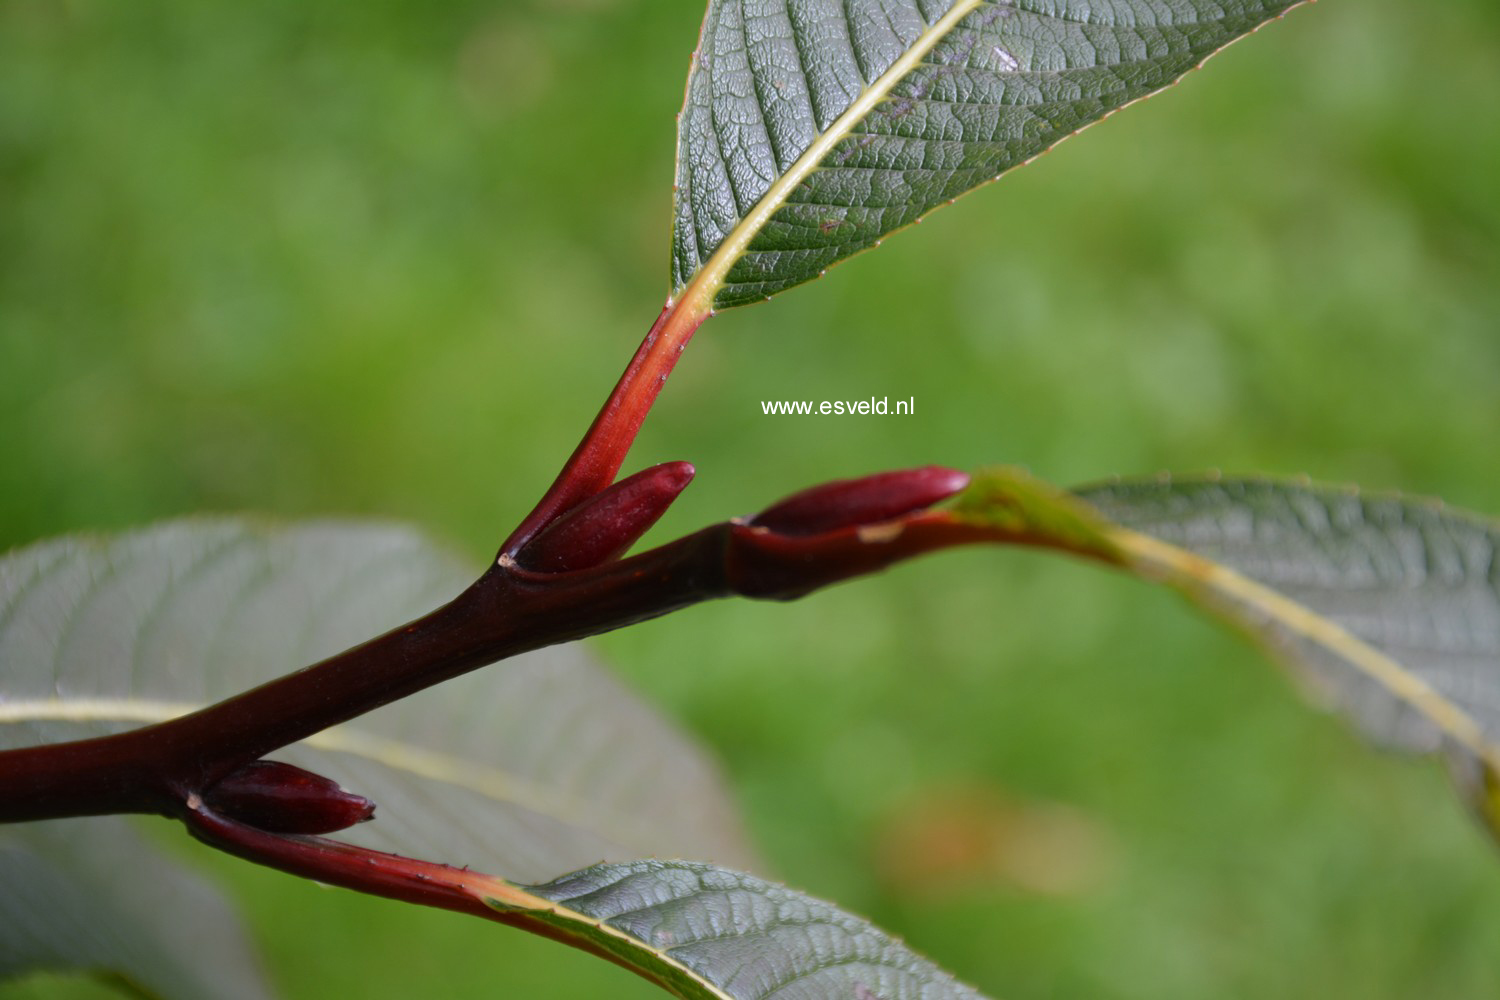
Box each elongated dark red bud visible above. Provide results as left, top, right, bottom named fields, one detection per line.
left=750, top=466, right=970, bottom=537
left=517, top=461, right=695, bottom=572
left=203, top=760, right=375, bottom=835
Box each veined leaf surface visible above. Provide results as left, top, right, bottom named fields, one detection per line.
left=671, top=0, right=1306, bottom=309
left=957, top=470, right=1500, bottom=832
left=484, top=860, right=987, bottom=1000
left=0, top=520, right=753, bottom=883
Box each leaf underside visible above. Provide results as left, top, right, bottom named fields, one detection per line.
left=489, top=860, right=987, bottom=1000
left=672, top=0, right=1305, bottom=309
left=1081, top=479, right=1500, bottom=756
left=0, top=818, right=272, bottom=1000
left=961, top=469, right=1500, bottom=834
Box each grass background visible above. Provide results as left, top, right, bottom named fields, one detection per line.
left=3, top=0, right=1500, bottom=996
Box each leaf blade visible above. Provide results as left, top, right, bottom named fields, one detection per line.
left=1079, top=478, right=1500, bottom=766
left=672, top=0, right=1307, bottom=309
left=955, top=469, right=1500, bottom=832
left=483, top=860, right=988, bottom=1000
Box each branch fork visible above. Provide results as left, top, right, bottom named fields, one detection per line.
left=0, top=296, right=991, bottom=906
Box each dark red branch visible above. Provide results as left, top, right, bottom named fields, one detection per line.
left=0, top=528, right=730, bottom=823
left=0, top=486, right=1049, bottom=826
left=1, top=303, right=708, bottom=825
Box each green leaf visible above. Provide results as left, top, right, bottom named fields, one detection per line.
left=1, top=818, right=272, bottom=1000
left=671, top=0, right=1306, bottom=310
left=482, top=860, right=987, bottom=1000
left=0, top=518, right=754, bottom=989
left=957, top=469, right=1500, bottom=834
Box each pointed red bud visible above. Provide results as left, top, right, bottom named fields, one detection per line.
left=517, top=461, right=695, bottom=572
left=203, top=760, right=375, bottom=835
left=750, top=466, right=970, bottom=537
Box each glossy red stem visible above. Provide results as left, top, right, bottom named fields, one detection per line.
left=0, top=497, right=1048, bottom=825
left=0, top=303, right=711, bottom=825
left=0, top=293, right=1042, bottom=870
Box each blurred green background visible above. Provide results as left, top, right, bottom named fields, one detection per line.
left=4, top=0, right=1500, bottom=997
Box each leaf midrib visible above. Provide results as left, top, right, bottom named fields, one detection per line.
left=483, top=876, right=737, bottom=1000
